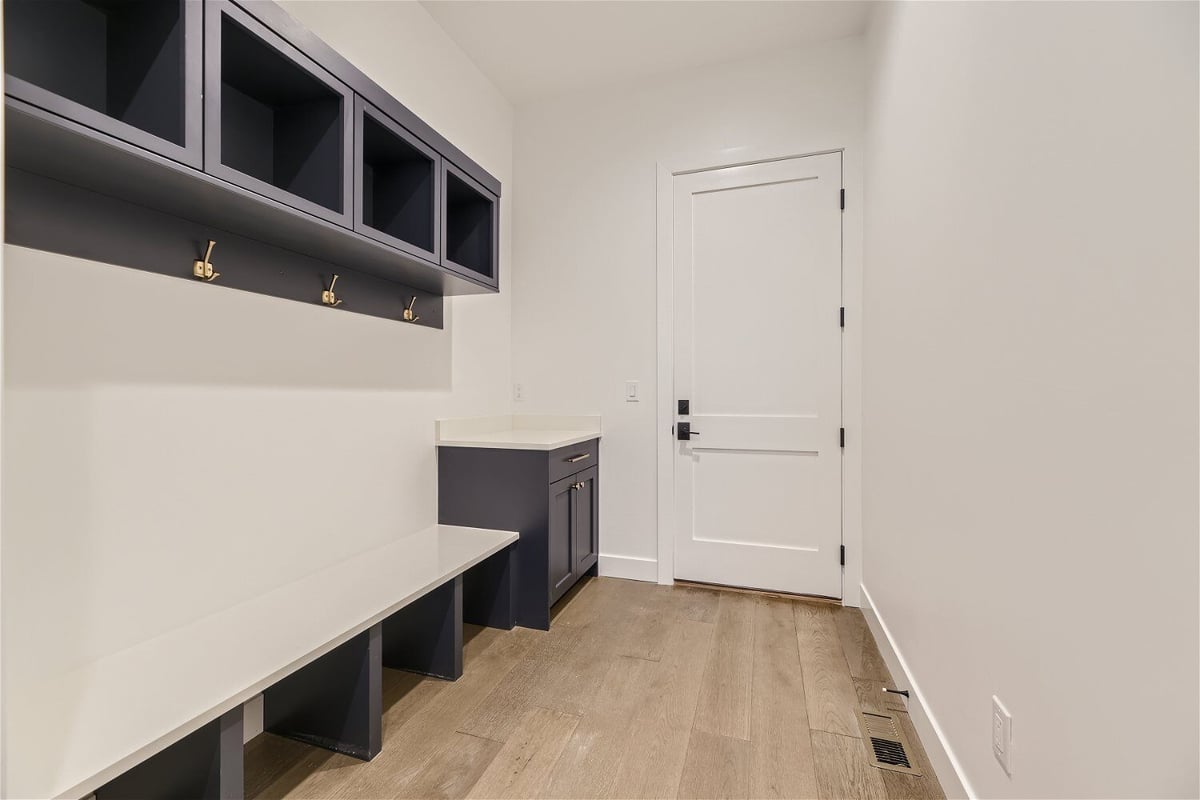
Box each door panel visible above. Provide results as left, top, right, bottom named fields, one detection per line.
left=691, top=451, right=819, bottom=550
left=548, top=476, right=576, bottom=603
left=673, top=152, right=842, bottom=598
left=574, top=466, right=598, bottom=572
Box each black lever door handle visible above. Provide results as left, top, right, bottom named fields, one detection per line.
left=677, top=422, right=700, bottom=441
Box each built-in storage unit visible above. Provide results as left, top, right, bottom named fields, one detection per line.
left=3, top=0, right=202, bottom=167
left=4, top=0, right=500, bottom=323
left=355, top=97, right=440, bottom=262
left=438, top=432, right=600, bottom=631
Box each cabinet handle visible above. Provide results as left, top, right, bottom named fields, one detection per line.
left=565, top=453, right=591, bottom=463
left=573, top=482, right=585, bottom=490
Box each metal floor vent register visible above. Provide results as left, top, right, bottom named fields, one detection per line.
left=859, top=712, right=921, bottom=775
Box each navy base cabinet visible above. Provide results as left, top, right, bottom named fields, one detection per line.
left=438, top=440, right=599, bottom=630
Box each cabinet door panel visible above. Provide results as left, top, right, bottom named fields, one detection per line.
left=548, top=476, right=576, bottom=605
left=574, top=466, right=599, bottom=573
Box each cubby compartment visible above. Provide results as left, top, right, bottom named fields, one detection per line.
left=206, top=1, right=352, bottom=225
left=443, top=165, right=498, bottom=282
left=3, top=0, right=200, bottom=165
left=356, top=100, right=439, bottom=261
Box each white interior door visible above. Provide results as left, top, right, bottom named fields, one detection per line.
left=673, top=152, right=842, bottom=597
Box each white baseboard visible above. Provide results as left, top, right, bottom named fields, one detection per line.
left=860, top=584, right=974, bottom=800
left=597, top=553, right=658, bottom=583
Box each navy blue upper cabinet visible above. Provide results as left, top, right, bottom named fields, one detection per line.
left=3, top=0, right=203, bottom=168
left=3, top=0, right=500, bottom=298
left=204, top=0, right=353, bottom=227
left=355, top=97, right=441, bottom=264
left=442, top=162, right=499, bottom=287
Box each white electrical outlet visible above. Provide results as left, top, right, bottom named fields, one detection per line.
left=992, top=695, right=1013, bottom=776
left=625, top=381, right=640, bottom=402
left=513, top=383, right=524, bottom=402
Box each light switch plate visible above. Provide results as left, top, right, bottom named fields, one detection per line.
left=625, top=381, right=640, bottom=402
left=513, top=383, right=524, bottom=402
left=992, top=695, right=1012, bottom=776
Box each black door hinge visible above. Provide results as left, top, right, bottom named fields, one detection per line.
left=839, top=307, right=845, bottom=328
left=840, top=545, right=846, bottom=566
left=840, top=427, right=846, bottom=448
left=840, top=189, right=845, bottom=210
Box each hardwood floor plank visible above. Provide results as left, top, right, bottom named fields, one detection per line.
left=607, top=618, right=716, bottom=799
left=542, top=655, right=660, bottom=798
left=382, top=669, right=447, bottom=738
left=245, top=734, right=340, bottom=800
left=677, top=730, right=750, bottom=800
left=611, top=582, right=675, bottom=661
left=794, top=601, right=862, bottom=738
left=853, top=678, right=907, bottom=715
left=395, top=732, right=503, bottom=800
left=693, top=592, right=755, bottom=740
left=833, top=607, right=893, bottom=682
left=332, top=626, right=543, bottom=797
left=811, top=731, right=887, bottom=800
left=466, top=706, right=581, bottom=799
left=749, top=596, right=819, bottom=799
left=671, top=584, right=721, bottom=624
left=532, top=598, right=622, bottom=718
left=457, top=626, right=573, bottom=742
left=248, top=746, right=364, bottom=800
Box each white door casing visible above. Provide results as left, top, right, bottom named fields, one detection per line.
left=671, top=152, right=842, bottom=597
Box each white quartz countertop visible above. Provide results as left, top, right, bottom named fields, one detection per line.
left=436, top=415, right=601, bottom=451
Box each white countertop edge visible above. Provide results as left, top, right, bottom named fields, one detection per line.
left=436, top=430, right=600, bottom=451
left=436, top=415, right=601, bottom=450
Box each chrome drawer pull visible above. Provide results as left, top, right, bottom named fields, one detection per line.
left=565, top=453, right=591, bottom=463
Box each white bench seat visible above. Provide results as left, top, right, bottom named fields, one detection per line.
left=6, top=524, right=518, bottom=800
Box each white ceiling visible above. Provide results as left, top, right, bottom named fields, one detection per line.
left=420, top=1, right=872, bottom=106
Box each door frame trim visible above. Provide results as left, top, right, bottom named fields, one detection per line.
left=655, top=145, right=864, bottom=606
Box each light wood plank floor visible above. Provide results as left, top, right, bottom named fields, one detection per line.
left=245, top=577, right=944, bottom=800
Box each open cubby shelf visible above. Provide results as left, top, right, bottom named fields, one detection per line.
left=359, top=105, right=438, bottom=258
left=218, top=12, right=345, bottom=215
left=3, top=0, right=191, bottom=150
left=445, top=169, right=496, bottom=280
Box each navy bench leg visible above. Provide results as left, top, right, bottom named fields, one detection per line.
left=382, top=575, right=463, bottom=680
left=95, top=706, right=244, bottom=800
left=463, top=543, right=517, bottom=630
left=263, top=625, right=382, bottom=761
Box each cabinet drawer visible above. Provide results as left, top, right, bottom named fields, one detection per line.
left=548, top=439, right=599, bottom=484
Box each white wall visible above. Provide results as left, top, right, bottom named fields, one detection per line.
left=862, top=2, right=1199, bottom=798
left=1, top=0, right=512, bottom=690
left=511, top=39, right=866, bottom=591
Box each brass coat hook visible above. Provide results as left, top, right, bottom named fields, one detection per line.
left=403, top=296, right=420, bottom=322
left=322, top=274, right=344, bottom=307
left=193, top=239, right=219, bottom=281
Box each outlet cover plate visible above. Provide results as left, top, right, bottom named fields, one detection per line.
left=992, top=695, right=1012, bottom=776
